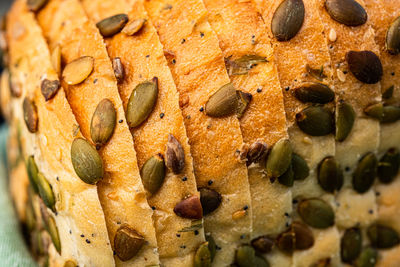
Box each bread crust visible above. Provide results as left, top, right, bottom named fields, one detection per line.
left=145, top=0, right=253, bottom=264
left=36, top=0, right=159, bottom=265
left=80, top=0, right=205, bottom=265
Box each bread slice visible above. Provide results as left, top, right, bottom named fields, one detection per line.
left=80, top=0, right=205, bottom=265
left=36, top=0, right=159, bottom=265
left=145, top=0, right=253, bottom=264
left=6, top=1, right=115, bottom=266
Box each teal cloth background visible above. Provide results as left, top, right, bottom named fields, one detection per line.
left=0, top=125, right=37, bottom=266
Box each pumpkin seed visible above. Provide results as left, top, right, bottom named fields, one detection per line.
left=386, top=16, right=400, bottom=55
left=317, top=156, right=343, bottom=193
left=41, top=79, right=61, bottom=101
left=90, top=99, right=116, bottom=147
left=140, top=154, right=165, bottom=194
left=254, top=256, right=270, bottom=267
left=27, top=156, right=40, bottom=194
left=51, top=45, right=61, bottom=75
left=296, top=106, right=334, bottom=136
left=294, top=83, right=334, bottom=104
left=122, top=18, right=146, bottom=36
left=174, top=195, right=203, bottom=219
left=251, top=235, right=274, bottom=253
left=278, top=163, right=294, bottom=187
left=236, top=91, right=252, bottom=119
left=9, top=72, right=21, bottom=97
left=178, top=220, right=203, bottom=232
left=71, top=138, right=104, bottom=184
left=27, top=0, right=48, bottom=12
left=114, top=225, right=145, bottom=261
left=352, top=152, right=377, bottom=193
left=194, top=242, right=211, bottom=267
left=341, top=227, right=362, bottom=263
left=23, top=97, right=38, bottom=133
left=266, top=139, right=292, bottom=178
left=292, top=153, right=309, bottom=180
left=383, top=85, right=394, bottom=99
left=62, top=56, right=94, bottom=85
left=271, top=0, right=305, bottom=41
left=26, top=200, right=36, bottom=232
left=325, top=0, right=367, bottom=26
left=200, top=188, right=222, bottom=216
left=364, top=102, right=383, bottom=121
left=205, top=83, right=238, bottom=117
left=225, top=55, right=268, bottom=75
left=37, top=173, right=56, bottom=212
left=336, top=100, right=356, bottom=142
left=205, top=234, right=216, bottom=260
left=355, top=247, right=377, bottom=267
left=127, top=78, right=158, bottom=128
left=298, top=198, right=334, bottom=229
left=48, top=215, right=61, bottom=254
left=346, top=51, right=383, bottom=84
left=235, top=245, right=256, bottom=267
left=246, top=141, right=268, bottom=166
left=112, top=57, right=124, bottom=83
left=276, top=222, right=314, bottom=253
left=378, top=148, right=400, bottom=184
left=381, top=105, right=400, bottom=123
left=310, top=258, right=331, bottom=267
left=165, top=134, right=185, bottom=174
left=96, top=14, right=129, bottom=37
left=367, top=223, right=400, bottom=249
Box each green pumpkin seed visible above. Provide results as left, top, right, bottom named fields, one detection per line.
left=236, top=91, right=252, bottom=119
left=364, top=102, right=383, bottom=121
left=41, top=79, right=61, bottom=101
left=23, top=97, right=38, bottom=133
left=96, top=14, right=129, bottom=37
left=386, top=16, right=400, bottom=55
left=126, top=78, right=158, bottom=128
left=325, top=0, right=367, bottom=26
left=205, top=234, right=216, bottom=260
left=178, top=220, right=203, bottom=233
left=383, top=85, right=394, bottom=99
left=381, top=105, right=400, bottom=123
left=317, top=156, right=343, bottom=193
left=271, top=0, right=305, bottom=41
left=225, top=55, right=268, bottom=75
left=294, top=83, right=334, bottom=104
left=378, top=148, right=400, bottom=184
left=140, top=154, right=165, bottom=194
left=114, top=225, right=145, bottom=261
left=90, top=99, right=116, bottom=147
left=352, top=152, right=377, bottom=193
left=277, top=222, right=314, bottom=253
left=341, top=227, right=362, bottom=263
left=165, top=134, right=185, bottom=174
left=71, top=138, right=104, bottom=184
left=235, top=245, right=256, bottom=267
left=205, top=83, right=238, bottom=117
left=251, top=235, right=274, bottom=253
left=194, top=242, right=211, bottom=267
left=174, top=196, right=203, bottom=219
left=292, top=153, right=309, bottom=180
left=37, top=173, right=56, bottom=212
left=48, top=215, right=61, bottom=254
left=62, top=56, right=94, bottom=85
left=336, top=100, right=356, bottom=142
left=112, top=57, right=124, bottom=83
left=266, top=139, right=292, bottom=178
left=26, top=200, right=36, bottom=232
left=122, top=18, right=146, bottom=36
left=200, top=188, right=222, bottom=216
left=298, top=198, right=334, bottom=229
left=278, top=163, right=294, bottom=187
left=367, top=223, right=400, bottom=249
left=296, top=106, right=334, bottom=136
left=254, top=256, right=270, bottom=267
left=355, top=247, right=377, bottom=267
left=63, top=261, right=77, bottom=267
left=27, top=0, right=48, bottom=12
left=27, top=156, right=40, bottom=194
left=346, top=51, right=383, bottom=84
left=276, top=230, right=295, bottom=253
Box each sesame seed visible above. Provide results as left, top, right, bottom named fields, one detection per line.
left=194, top=230, right=199, bottom=235
left=151, top=206, right=156, bottom=210
left=160, top=113, right=165, bottom=118
left=243, top=205, right=249, bottom=210
left=119, top=119, right=123, bottom=123
left=208, top=180, right=213, bottom=185
left=200, top=32, right=204, bottom=37
left=199, top=107, right=204, bottom=112
left=181, top=39, right=186, bottom=44
left=256, top=88, right=262, bottom=93
left=182, top=176, right=188, bottom=181
left=81, top=234, right=85, bottom=237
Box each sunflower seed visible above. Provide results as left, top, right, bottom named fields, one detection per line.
left=367, top=223, right=400, bottom=249
left=336, top=100, right=356, bottom=142
left=318, top=156, right=343, bottom=193
left=194, top=242, right=212, bottom=267
left=352, top=152, right=377, bottom=193
left=386, top=16, right=400, bottom=55
left=96, top=14, right=129, bottom=37
left=346, top=50, right=383, bottom=84
left=266, top=139, right=292, bottom=178
left=294, top=83, right=334, bottom=104
left=114, top=225, right=145, bottom=261
left=271, top=0, right=305, bottom=41
left=165, top=134, right=185, bottom=174
left=236, top=91, right=252, bottom=118
left=298, top=198, right=335, bottom=229
left=23, top=97, right=38, bottom=133
left=199, top=188, right=222, bottom=216
left=325, top=0, right=367, bottom=26
left=126, top=77, right=158, bottom=128
left=174, top=195, right=203, bottom=219
left=122, top=19, right=146, bottom=36
left=341, top=227, right=362, bottom=263
left=296, top=106, right=334, bottom=136
left=62, top=56, right=94, bottom=85
left=205, top=83, right=238, bottom=117
left=140, top=154, right=165, bottom=194
left=90, top=99, right=116, bottom=147
left=112, top=57, right=124, bottom=83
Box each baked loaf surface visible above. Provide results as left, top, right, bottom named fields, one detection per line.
left=2, top=0, right=400, bottom=266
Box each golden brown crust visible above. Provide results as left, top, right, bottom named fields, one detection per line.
left=80, top=0, right=205, bottom=264
left=145, top=0, right=253, bottom=264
